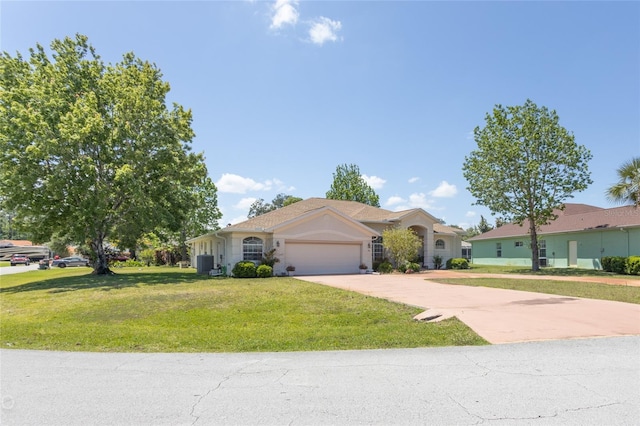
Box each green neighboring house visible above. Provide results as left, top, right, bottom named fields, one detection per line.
left=468, top=204, right=639, bottom=269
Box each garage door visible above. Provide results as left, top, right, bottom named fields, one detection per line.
left=285, top=243, right=361, bottom=275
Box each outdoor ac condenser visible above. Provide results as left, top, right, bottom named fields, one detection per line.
left=196, top=255, right=214, bottom=274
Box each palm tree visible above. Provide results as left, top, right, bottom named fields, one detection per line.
left=606, top=157, right=640, bottom=206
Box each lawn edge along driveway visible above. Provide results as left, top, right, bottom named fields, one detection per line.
left=297, top=273, right=640, bottom=344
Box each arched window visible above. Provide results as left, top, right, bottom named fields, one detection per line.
left=435, top=239, right=445, bottom=250
left=243, top=237, right=263, bottom=261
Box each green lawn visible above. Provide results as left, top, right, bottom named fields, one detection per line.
left=464, top=264, right=639, bottom=280
left=429, top=278, right=640, bottom=304
left=0, top=267, right=487, bottom=352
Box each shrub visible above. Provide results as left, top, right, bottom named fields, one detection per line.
left=446, top=258, right=469, bottom=270
left=626, top=256, right=640, bottom=275
left=406, top=262, right=421, bottom=272
left=601, top=256, right=613, bottom=272
left=232, top=261, right=257, bottom=278
left=610, top=257, right=627, bottom=275
left=376, top=261, right=393, bottom=274
left=111, top=259, right=146, bottom=268
left=256, top=264, right=273, bottom=278
left=260, top=248, right=280, bottom=268
left=433, top=255, right=443, bottom=270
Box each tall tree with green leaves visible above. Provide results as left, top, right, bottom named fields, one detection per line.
left=606, top=157, right=640, bottom=206
left=462, top=99, right=592, bottom=271
left=0, top=34, right=214, bottom=274
left=247, top=193, right=302, bottom=218
left=381, top=227, right=421, bottom=268
left=326, top=164, right=380, bottom=207
left=477, top=215, right=494, bottom=233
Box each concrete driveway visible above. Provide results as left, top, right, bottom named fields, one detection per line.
left=297, top=273, right=640, bottom=344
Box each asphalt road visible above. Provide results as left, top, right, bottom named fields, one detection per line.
left=2, top=336, right=639, bottom=425
left=0, top=264, right=40, bottom=276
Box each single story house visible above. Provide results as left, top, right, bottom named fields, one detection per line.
left=187, top=198, right=464, bottom=275
left=468, top=204, right=640, bottom=269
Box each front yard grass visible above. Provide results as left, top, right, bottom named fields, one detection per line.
left=464, top=264, right=639, bottom=280
left=0, top=267, right=487, bottom=352
left=429, top=278, right=640, bottom=304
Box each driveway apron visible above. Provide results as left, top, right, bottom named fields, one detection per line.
left=296, top=274, right=640, bottom=344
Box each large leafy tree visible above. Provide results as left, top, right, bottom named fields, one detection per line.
left=0, top=34, right=213, bottom=274
left=606, top=157, right=640, bottom=206
left=462, top=99, right=592, bottom=271
left=326, top=163, right=380, bottom=207
left=247, top=193, right=301, bottom=218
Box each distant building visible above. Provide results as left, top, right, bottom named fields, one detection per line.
left=468, top=204, right=639, bottom=269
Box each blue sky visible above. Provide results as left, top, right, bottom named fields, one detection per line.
left=2, top=1, right=639, bottom=230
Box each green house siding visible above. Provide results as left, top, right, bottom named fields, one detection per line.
left=471, top=228, right=639, bottom=269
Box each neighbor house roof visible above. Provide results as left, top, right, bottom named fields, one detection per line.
left=219, top=198, right=439, bottom=233
left=468, top=204, right=640, bottom=241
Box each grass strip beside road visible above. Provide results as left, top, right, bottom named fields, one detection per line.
left=1, top=267, right=487, bottom=352
left=429, top=278, right=640, bottom=305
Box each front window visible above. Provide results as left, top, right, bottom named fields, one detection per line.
left=435, top=239, right=445, bottom=250
left=372, top=236, right=384, bottom=262
left=496, top=242, right=502, bottom=258
left=243, top=237, right=263, bottom=262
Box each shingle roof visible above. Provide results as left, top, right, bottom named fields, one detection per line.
left=221, top=198, right=429, bottom=232
left=434, top=223, right=466, bottom=236
left=468, top=204, right=640, bottom=241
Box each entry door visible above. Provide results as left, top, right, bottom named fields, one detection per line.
left=568, top=241, right=577, bottom=267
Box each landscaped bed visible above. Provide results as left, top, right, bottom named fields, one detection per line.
left=0, top=267, right=487, bottom=352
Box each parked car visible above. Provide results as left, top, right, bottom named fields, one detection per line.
left=52, top=256, right=90, bottom=268
left=10, top=254, right=30, bottom=266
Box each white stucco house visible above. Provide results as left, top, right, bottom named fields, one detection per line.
left=187, top=198, right=464, bottom=275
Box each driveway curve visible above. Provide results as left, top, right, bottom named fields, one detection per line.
left=297, top=273, right=640, bottom=344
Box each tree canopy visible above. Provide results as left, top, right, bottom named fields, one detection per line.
left=247, top=193, right=302, bottom=218
left=462, top=99, right=592, bottom=271
left=326, top=164, right=380, bottom=207
left=606, top=157, right=640, bottom=206
left=0, top=34, right=216, bottom=274
left=381, top=227, right=421, bottom=268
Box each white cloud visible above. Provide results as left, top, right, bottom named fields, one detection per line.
left=215, top=173, right=273, bottom=193
left=362, top=174, right=386, bottom=190
left=389, top=193, right=437, bottom=211
left=407, top=193, right=434, bottom=209
left=408, top=177, right=420, bottom=184
left=234, top=197, right=257, bottom=210
left=385, top=196, right=406, bottom=207
left=429, top=181, right=458, bottom=198
left=270, top=0, right=299, bottom=29
left=229, top=215, right=249, bottom=226
left=465, top=211, right=476, bottom=218
left=308, top=16, right=342, bottom=45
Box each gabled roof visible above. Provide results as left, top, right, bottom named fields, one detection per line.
left=468, top=204, right=640, bottom=241
left=219, top=198, right=436, bottom=233
left=434, top=223, right=466, bottom=236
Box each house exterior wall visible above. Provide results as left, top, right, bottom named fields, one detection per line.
left=471, top=228, right=639, bottom=269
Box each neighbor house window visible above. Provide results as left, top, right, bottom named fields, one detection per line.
left=243, top=237, right=263, bottom=262
left=496, top=242, right=502, bottom=258
left=515, top=241, right=523, bottom=247
left=435, top=239, right=445, bottom=250
left=538, top=240, right=547, bottom=267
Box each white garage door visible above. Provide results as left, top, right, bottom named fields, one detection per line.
left=286, top=243, right=361, bottom=275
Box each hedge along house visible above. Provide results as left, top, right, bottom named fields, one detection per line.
left=187, top=198, right=464, bottom=276
left=468, top=204, right=640, bottom=269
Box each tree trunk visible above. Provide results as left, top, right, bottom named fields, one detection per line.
left=529, top=222, right=540, bottom=272
left=91, top=234, right=114, bottom=275
left=180, top=228, right=187, bottom=262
